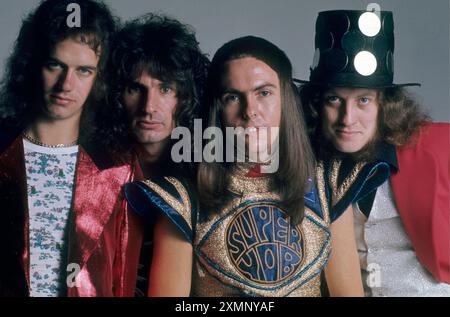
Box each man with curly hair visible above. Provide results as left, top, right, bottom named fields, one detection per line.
left=0, top=0, right=141, bottom=296
left=299, top=10, right=449, bottom=296
left=108, top=13, right=209, bottom=296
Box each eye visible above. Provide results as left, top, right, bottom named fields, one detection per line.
left=161, top=87, right=171, bottom=94
left=160, top=84, right=174, bottom=95
left=359, top=97, right=371, bottom=105
left=259, top=90, right=272, bottom=97
left=325, top=95, right=341, bottom=104
left=126, top=84, right=142, bottom=95
left=45, top=61, right=63, bottom=71
left=222, top=94, right=240, bottom=104
left=78, top=67, right=94, bottom=76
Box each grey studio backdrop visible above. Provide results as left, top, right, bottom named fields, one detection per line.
left=0, top=0, right=448, bottom=122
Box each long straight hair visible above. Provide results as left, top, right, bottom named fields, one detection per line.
left=197, top=36, right=315, bottom=225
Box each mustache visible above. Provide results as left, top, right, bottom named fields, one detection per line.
left=133, top=113, right=165, bottom=124
left=49, top=93, right=76, bottom=101
left=241, top=117, right=268, bottom=129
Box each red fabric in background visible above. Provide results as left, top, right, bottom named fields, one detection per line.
left=391, top=123, right=450, bottom=283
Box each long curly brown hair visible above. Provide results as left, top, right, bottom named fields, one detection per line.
left=299, top=84, right=430, bottom=161
left=96, top=13, right=210, bottom=168
left=0, top=0, right=117, bottom=147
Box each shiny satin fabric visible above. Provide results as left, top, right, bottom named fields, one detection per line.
left=0, top=135, right=143, bottom=297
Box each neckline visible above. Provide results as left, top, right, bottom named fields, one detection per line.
left=228, top=163, right=271, bottom=195
left=23, top=138, right=79, bottom=155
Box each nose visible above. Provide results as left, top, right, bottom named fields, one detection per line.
left=339, top=101, right=356, bottom=126
left=143, top=89, right=157, bottom=114
left=58, top=69, right=75, bottom=92
left=242, top=95, right=258, bottom=121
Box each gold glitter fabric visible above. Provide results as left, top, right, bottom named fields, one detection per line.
left=126, top=177, right=196, bottom=244
left=141, top=177, right=192, bottom=232
left=192, top=165, right=331, bottom=297
left=324, top=156, right=393, bottom=223
left=130, top=163, right=341, bottom=296
left=328, top=159, right=365, bottom=208
left=127, top=156, right=382, bottom=296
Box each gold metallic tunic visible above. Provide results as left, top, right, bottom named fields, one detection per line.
left=191, top=164, right=330, bottom=296
left=125, top=157, right=386, bottom=296
left=134, top=163, right=331, bottom=297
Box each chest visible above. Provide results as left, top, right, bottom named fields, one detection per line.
left=192, top=194, right=331, bottom=296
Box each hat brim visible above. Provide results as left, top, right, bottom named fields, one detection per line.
left=293, top=78, right=421, bottom=88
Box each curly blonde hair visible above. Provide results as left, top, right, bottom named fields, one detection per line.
left=378, top=88, right=430, bottom=146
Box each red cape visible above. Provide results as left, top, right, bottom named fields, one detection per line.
left=391, top=123, right=450, bottom=283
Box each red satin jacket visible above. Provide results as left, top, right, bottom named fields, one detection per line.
left=0, top=136, right=143, bottom=296
left=391, top=123, right=450, bottom=283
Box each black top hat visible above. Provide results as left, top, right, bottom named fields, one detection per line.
left=295, top=10, right=420, bottom=88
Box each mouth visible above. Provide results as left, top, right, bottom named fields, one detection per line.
left=335, top=129, right=361, bottom=138
left=136, top=120, right=163, bottom=130
left=245, top=126, right=268, bottom=132
left=234, top=126, right=263, bottom=136
left=50, top=94, right=75, bottom=105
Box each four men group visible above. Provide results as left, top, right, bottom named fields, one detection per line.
left=0, top=0, right=448, bottom=297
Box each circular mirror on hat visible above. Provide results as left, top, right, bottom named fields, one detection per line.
left=312, top=48, right=321, bottom=70
left=328, top=12, right=350, bottom=35
left=358, top=12, right=381, bottom=37
left=386, top=51, right=394, bottom=75
left=298, top=10, right=420, bottom=88
left=354, top=51, right=378, bottom=76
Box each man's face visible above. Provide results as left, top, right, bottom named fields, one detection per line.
left=122, top=71, right=178, bottom=147
left=41, top=37, right=99, bottom=121
left=321, top=87, right=379, bottom=153
left=220, top=57, right=281, bottom=157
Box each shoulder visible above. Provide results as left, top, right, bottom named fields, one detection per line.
left=395, top=122, right=448, bottom=177
left=416, top=122, right=448, bottom=148
left=397, top=122, right=449, bottom=164
left=124, top=176, right=198, bottom=244
left=318, top=158, right=391, bottom=223
left=80, top=141, right=133, bottom=170
left=408, top=122, right=449, bottom=147
left=0, top=128, right=21, bottom=155
left=423, top=122, right=449, bottom=132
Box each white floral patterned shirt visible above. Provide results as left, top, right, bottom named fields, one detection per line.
left=23, top=139, right=78, bottom=297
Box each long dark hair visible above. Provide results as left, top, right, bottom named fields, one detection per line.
left=97, top=13, right=210, bottom=170
left=0, top=0, right=117, bottom=145
left=300, top=84, right=430, bottom=161
left=197, top=36, right=315, bottom=225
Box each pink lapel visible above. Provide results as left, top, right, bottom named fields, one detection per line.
left=68, top=147, right=133, bottom=272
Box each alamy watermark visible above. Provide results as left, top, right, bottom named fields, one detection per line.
left=171, top=119, right=280, bottom=173
left=66, top=3, right=81, bottom=28
left=367, top=262, right=382, bottom=288
left=66, top=263, right=81, bottom=288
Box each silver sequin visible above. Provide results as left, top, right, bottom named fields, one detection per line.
left=354, top=180, right=450, bottom=297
